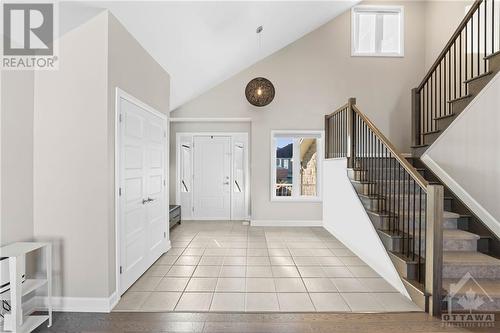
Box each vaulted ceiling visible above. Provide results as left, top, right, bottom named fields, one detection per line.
left=61, top=1, right=358, bottom=110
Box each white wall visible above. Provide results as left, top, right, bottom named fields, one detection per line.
left=0, top=71, right=34, bottom=246
left=171, top=0, right=427, bottom=224
left=323, top=159, right=409, bottom=296
left=422, top=71, right=500, bottom=238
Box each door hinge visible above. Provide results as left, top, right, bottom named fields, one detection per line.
left=164, top=131, right=167, bottom=138
left=192, top=206, right=194, bottom=212
left=119, top=266, right=123, bottom=274
left=164, top=231, right=166, bottom=238
left=119, top=114, right=123, bottom=122
left=119, top=187, right=122, bottom=196
left=163, top=179, right=166, bottom=187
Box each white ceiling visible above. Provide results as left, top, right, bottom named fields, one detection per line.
left=61, top=1, right=357, bottom=110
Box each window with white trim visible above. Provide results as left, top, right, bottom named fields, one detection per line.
left=271, top=131, right=323, bottom=201
left=351, top=5, right=404, bottom=57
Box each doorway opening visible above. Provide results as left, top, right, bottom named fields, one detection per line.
left=176, top=133, right=249, bottom=221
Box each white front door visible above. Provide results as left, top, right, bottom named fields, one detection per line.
left=193, top=136, right=231, bottom=219
left=119, top=97, right=167, bottom=294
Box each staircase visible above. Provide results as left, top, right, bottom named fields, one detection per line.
left=412, top=51, right=500, bottom=157
left=324, top=0, right=500, bottom=315
left=411, top=0, right=500, bottom=156
left=348, top=156, right=500, bottom=312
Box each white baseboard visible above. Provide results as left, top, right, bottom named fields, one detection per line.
left=250, top=220, right=323, bottom=227
left=421, top=154, right=500, bottom=238
left=36, top=292, right=118, bottom=313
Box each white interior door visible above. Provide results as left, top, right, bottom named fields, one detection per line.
left=193, top=136, right=231, bottom=219
left=119, top=97, right=167, bottom=294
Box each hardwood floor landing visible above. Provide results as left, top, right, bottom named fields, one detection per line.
left=34, top=312, right=500, bottom=332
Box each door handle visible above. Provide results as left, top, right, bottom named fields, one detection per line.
left=147, top=197, right=155, bottom=202
left=142, top=199, right=148, bottom=205
left=223, top=181, right=230, bottom=185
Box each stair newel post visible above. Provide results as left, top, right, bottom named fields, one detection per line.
left=411, top=88, right=421, bottom=147
left=425, top=184, right=444, bottom=316
left=347, top=97, right=357, bottom=169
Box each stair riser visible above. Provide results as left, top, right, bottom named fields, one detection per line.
left=377, top=230, right=403, bottom=252
left=443, top=265, right=500, bottom=279
left=367, top=212, right=391, bottom=230
left=443, top=238, right=477, bottom=252
left=383, top=195, right=452, bottom=211
left=347, top=169, right=366, bottom=181
left=436, top=115, right=456, bottom=132
left=362, top=169, right=427, bottom=181
left=377, top=182, right=421, bottom=194
left=352, top=182, right=375, bottom=196
left=353, top=158, right=397, bottom=169
left=443, top=218, right=458, bottom=230
left=376, top=230, right=425, bottom=255
left=488, top=52, right=500, bottom=72
left=360, top=196, right=384, bottom=212
left=411, top=145, right=428, bottom=158
left=450, top=97, right=472, bottom=115
left=388, top=252, right=422, bottom=281
left=424, top=131, right=441, bottom=145
left=467, top=74, right=492, bottom=96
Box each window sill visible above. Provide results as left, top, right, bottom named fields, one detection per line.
left=271, top=197, right=322, bottom=203
left=351, top=52, right=404, bottom=58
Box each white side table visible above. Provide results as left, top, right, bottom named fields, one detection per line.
left=0, top=242, right=52, bottom=332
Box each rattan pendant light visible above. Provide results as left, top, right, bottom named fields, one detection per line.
left=245, top=26, right=275, bottom=107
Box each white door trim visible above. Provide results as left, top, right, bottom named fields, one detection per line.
left=114, top=88, right=170, bottom=303
left=175, top=132, right=250, bottom=220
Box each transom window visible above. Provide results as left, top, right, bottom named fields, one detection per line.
left=351, top=5, right=404, bottom=57
left=271, top=131, right=323, bottom=201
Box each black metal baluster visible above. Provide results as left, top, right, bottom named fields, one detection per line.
left=448, top=51, right=451, bottom=114
left=434, top=72, right=437, bottom=131
left=460, top=31, right=463, bottom=96
left=407, top=172, right=411, bottom=256
left=478, top=6, right=481, bottom=75
left=412, top=180, right=416, bottom=261
left=384, top=146, right=387, bottom=216
left=485, top=0, right=488, bottom=72
left=472, top=13, right=475, bottom=78
left=453, top=41, right=457, bottom=100
left=466, top=23, right=469, bottom=93
left=397, top=164, right=401, bottom=236
left=493, top=0, right=495, bottom=54
left=417, top=186, right=425, bottom=281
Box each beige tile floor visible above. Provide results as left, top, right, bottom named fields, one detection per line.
left=114, top=221, right=421, bottom=313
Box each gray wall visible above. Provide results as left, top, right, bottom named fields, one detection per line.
left=1, top=71, right=34, bottom=245
left=424, top=1, right=472, bottom=69
left=32, top=11, right=170, bottom=299
left=33, top=13, right=109, bottom=298
left=107, top=13, right=170, bottom=295
left=171, top=0, right=427, bottom=222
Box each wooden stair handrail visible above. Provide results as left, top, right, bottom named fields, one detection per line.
left=351, top=105, right=430, bottom=190
left=417, top=0, right=482, bottom=91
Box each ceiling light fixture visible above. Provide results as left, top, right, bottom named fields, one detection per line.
left=245, top=25, right=275, bottom=107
